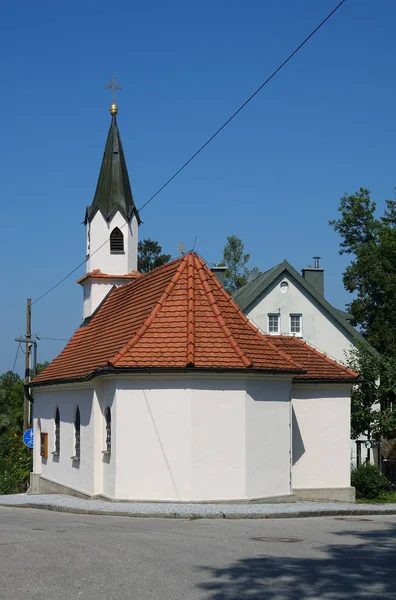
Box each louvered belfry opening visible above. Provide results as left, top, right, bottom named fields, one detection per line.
left=110, top=227, right=124, bottom=253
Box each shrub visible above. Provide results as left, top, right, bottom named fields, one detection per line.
left=351, top=463, right=389, bottom=499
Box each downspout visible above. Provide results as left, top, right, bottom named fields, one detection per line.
left=24, top=384, right=34, bottom=404
left=289, top=382, right=294, bottom=494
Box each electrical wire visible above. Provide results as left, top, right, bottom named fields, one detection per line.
left=12, top=343, right=21, bottom=373
left=37, top=337, right=71, bottom=341
left=31, top=0, right=346, bottom=306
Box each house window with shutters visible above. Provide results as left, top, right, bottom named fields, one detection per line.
left=110, top=227, right=124, bottom=253
left=54, top=406, right=60, bottom=456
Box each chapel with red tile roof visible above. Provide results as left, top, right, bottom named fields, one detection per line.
left=30, top=102, right=358, bottom=504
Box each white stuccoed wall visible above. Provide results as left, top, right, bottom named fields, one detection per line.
left=86, top=210, right=138, bottom=275
left=32, top=375, right=351, bottom=501
left=113, top=375, right=293, bottom=502
left=246, top=274, right=354, bottom=363
left=81, top=209, right=139, bottom=318
left=114, top=379, right=192, bottom=501
left=245, top=378, right=292, bottom=498
left=32, top=387, right=97, bottom=496
left=291, top=384, right=352, bottom=490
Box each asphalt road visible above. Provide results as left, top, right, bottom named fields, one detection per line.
left=0, top=508, right=395, bottom=599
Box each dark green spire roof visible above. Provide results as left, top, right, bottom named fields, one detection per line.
left=85, top=114, right=141, bottom=224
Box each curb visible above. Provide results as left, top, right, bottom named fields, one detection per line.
left=1, top=502, right=396, bottom=520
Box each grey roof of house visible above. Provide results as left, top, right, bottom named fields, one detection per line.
left=233, top=259, right=380, bottom=358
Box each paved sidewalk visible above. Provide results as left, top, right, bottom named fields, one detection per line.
left=1, top=493, right=396, bottom=519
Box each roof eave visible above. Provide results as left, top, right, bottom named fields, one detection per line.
left=30, top=365, right=305, bottom=388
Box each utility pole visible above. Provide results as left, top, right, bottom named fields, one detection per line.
left=24, top=299, right=32, bottom=431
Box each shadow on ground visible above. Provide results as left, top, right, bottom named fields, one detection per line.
left=197, top=522, right=396, bottom=599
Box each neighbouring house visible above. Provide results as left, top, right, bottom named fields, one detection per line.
left=232, top=257, right=379, bottom=467
left=30, top=102, right=358, bottom=502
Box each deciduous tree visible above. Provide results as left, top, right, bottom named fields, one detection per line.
left=138, top=239, right=172, bottom=274
left=221, top=235, right=251, bottom=293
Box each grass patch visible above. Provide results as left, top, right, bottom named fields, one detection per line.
left=357, top=491, right=396, bottom=504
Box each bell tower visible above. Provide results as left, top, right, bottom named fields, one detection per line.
left=78, top=98, right=141, bottom=320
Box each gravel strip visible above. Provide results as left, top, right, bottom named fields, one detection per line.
left=1, top=494, right=396, bottom=519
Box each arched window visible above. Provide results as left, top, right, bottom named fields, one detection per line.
left=74, top=406, right=81, bottom=460
left=105, top=407, right=111, bottom=453
left=54, top=406, right=60, bottom=455
left=110, top=227, right=124, bottom=253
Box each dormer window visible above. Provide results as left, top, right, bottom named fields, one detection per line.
left=110, top=227, right=124, bottom=254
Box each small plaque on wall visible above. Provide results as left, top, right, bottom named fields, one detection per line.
left=40, top=433, right=48, bottom=458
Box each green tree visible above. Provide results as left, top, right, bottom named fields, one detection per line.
left=222, top=235, right=250, bottom=294
left=346, top=343, right=396, bottom=442
left=0, top=371, right=31, bottom=494
left=138, top=238, right=172, bottom=274
left=330, top=188, right=396, bottom=356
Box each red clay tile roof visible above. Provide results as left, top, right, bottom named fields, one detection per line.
left=32, top=253, right=358, bottom=385
left=77, top=269, right=141, bottom=284
left=269, top=336, right=358, bottom=381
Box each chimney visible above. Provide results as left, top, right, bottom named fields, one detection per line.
left=301, top=256, right=324, bottom=296
left=211, top=265, right=227, bottom=286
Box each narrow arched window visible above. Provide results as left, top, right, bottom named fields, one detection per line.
left=74, top=406, right=81, bottom=460
left=54, top=406, right=60, bottom=455
left=105, top=407, right=111, bottom=453
left=110, top=227, right=124, bottom=253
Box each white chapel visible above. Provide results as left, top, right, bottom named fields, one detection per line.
left=30, top=102, right=358, bottom=503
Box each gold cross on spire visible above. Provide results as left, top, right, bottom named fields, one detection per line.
left=104, top=75, right=123, bottom=115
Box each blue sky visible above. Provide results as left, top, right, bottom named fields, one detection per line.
left=1, top=0, right=395, bottom=374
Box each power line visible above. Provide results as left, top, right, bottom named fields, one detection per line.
left=37, top=336, right=71, bottom=341
left=31, top=0, right=346, bottom=306
left=12, top=343, right=21, bottom=373
left=138, top=0, right=346, bottom=213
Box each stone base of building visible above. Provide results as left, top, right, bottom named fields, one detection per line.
left=29, top=474, right=92, bottom=499
left=293, top=487, right=356, bottom=502
left=29, top=474, right=297, bottom=503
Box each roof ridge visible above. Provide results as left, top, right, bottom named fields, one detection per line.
left=109, top=255, right=188, bottom=365
left=186, top=253, right=195, bottom=367
left=200, top=257, right=302, bottom=370
left=194, top=255, right=252, bottom=368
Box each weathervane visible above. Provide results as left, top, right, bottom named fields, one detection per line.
left=104, top=75, right=123, bottom=115
left=177, top=241, right=186, bottom=256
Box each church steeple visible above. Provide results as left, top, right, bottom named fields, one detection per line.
left=85, top=104, right=140, bottom=225
left=80, top=100, right=141, bottom=320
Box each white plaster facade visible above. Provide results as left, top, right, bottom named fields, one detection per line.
left=245, top=273, right=354, bottom=364
left=81, top=210, right=139, bottom=318
left=292, top=384, right=351, bottom=492
left=86, top=210, right=138, bottom=275
left=32, top=374, right=353, bottom=501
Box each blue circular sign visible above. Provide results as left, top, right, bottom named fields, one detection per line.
left=23, top=428, right=34, bottom=449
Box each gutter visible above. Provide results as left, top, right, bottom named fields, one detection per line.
left=30, top=365, right=305, bottom=388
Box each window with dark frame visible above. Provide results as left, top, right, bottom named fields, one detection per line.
left=54, top=406, right=60, bottom=455
left=74, top=406, right=81, bottom=460
left=105, top=407, right=111, bottom=453
left=110, top=227, right=124, bottom=253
